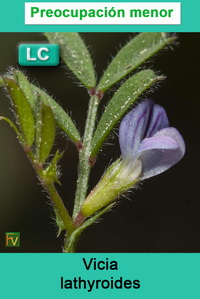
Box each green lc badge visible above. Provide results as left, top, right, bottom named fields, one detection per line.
left=18, top=44, right=60, bottom=66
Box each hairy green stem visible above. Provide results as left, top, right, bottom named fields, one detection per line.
left=72, top=95, right=99, bottom=218
left=64, top=204, right=114, bottom=252
left=26, top=151, right=75, bottom=237
left=63, top=232, right=79, bottom=253
left=1, top=108, right=78, bottom=251
left=43, top=182, right=75, bottom=235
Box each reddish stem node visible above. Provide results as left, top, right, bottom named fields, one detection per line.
left=24, top=146, right=32, bottom=154
left=35, top=162, right=43, bottom=171
left=89, top=87, right=96, bottom=96
left=89, top=156, right=96, bottom=167
left=96, top=90, right=103, bottom=100
left=76, top=141, right=84, bottom=151
left=89, top=88, right=104, bottom=100
left=74, top=211, right=85, bottom=227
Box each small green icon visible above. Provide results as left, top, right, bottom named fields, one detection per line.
left=18, top=44, right=60, bottom=66
left=5, top=232, right=20, bottom=247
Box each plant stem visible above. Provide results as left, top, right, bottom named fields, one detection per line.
left=64, top=204, right=113, bottom=252
left=43, top=182, right=75, bottom=235
left=26, top=150, right=75, bottom=236
left=2, top=116, right=75, bottom=236
left=72, top=95, right=99, bottom=218
left=63, top=232, right=78, bottom=253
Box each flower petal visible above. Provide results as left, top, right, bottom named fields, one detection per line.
left=145, top=102, right=169, bottom=138
left=119, top=99, right=169, bottom=159
left=119, top=99, right=154, bottom=158
left=137, top=127, right=185, bottom=179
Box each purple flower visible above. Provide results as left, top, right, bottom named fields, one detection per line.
left=81, top=99, right=185, bottom=218
left=119, top=99, right=185, bottom=179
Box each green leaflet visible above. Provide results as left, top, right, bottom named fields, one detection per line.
left=36, top=103, right=56, bottom=164
left=14, top=70, right=37, bottom=113
left=98, top=32, right=174, bottom=92
left=3, top=77, right=35, bottom=147
left=32, top=85, right=81, bottom=143
left=91, top=70, right=162, bottom=157
left=2, top=71, right=80, bottom=143
left=45, top=32, right=96, bottom=89
left=43, top=150, right=63, bottom=184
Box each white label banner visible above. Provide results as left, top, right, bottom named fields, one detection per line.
left=25, top=2, right=181, bottom=25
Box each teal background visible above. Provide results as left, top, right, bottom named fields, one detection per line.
left=1, top=253, right=199, bottom=298
left=0, top=0, right=199, bottom=32
left=0, top=1, right=200, bottom=298
left=18, top=44, right=60, bottom=66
